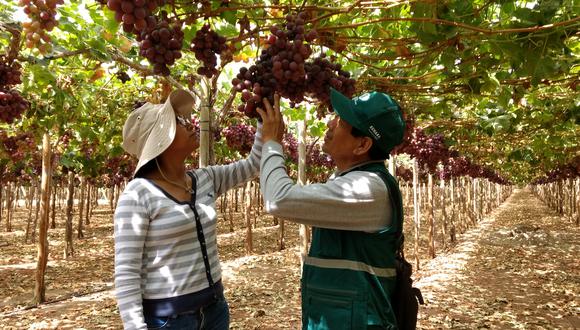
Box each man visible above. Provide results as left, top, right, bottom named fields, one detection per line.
left=257, top=88, right=406, bottom=329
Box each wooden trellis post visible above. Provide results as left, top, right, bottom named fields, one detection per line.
left=77, top=176, right=86, bottom=239
left=440, top=178, right=447, bottom=249
left=427, top=173, right=435, bottom=259
left=449, top=177, right=456, bottom=242
left=5, top=181, right=12, bottom=232
left=64, top=171, right=75, bottom=258
left=244, top=181, right=253, bottom=254
left=199, top=79, right=210, bottom=168
left=298, top=117, right=309, bottom=262
left=34, top=132, right=51, bottom=305
left=412, top=158, right=420, bottom=270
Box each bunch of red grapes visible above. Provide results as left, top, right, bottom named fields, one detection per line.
left=104, top=154, right=136, bottom=186
left=305, top=54, right=356, bottom=106
left=223, top=124, right=255, bottom=154
left=532, top=163, right=579, bottom=184
left=0, top=41, right=27, bottom=124
left=105, top=0, right=165, bottom=34
left=191, top=24, right=228, bottom=78
left=280, top=133, right=334, bottom=168
left=116, top=70, right=131, bottom=83
left=103, top=1, right=184, bottom=75
left=0, top=89, right=29, bottom=124
left=189, top=116, right=221, bottom=141
left=232, top=12, right=313, bottom=118
left=137, top=12, right=184, bottom=76
left=399, top=127, right=450, bottom=173
left=307, top=144, right=334, bottom=168
left=136, top=13, right=184, bottom=76
left=20, top=0, right=63, bottom=53
left=56, top=130, right=72, bottom=151
left=232, top=11, right=356, bottom=119
left=0, top=130, right=36, bottom=163
left=395, top=166, right=413, bottom=182
left=0, top=56, right=22, bottom=86
left=79, top=140, right=100, bottom=161
left=282, top=132, right=299, bottom=162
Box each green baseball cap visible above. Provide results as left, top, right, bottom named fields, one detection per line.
left=330, top=87, right=405, bottom=153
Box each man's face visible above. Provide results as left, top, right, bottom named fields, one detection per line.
left=322, top=115, right=361, bottom=162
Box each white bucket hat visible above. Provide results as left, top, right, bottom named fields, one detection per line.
left=122, top=89, right=195, bottom=176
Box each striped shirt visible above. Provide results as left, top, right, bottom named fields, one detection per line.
left=114, top=125, right=262, bottom=330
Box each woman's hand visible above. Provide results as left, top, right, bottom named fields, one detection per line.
left=257, top=94, right=285, bottom=144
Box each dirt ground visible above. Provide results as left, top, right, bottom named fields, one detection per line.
left=0, top=188, right=578, bottom=329
left=413, top=188, right=579, bottom=329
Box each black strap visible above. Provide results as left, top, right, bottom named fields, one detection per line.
left=187, top=172, right=217, bottom=298
left=373, top=169, right=406, bottom=258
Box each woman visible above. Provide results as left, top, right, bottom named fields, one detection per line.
left=114, top=89, right=263, bottom=330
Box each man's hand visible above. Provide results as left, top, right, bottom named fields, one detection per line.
left=257, top=94, right=285, bottom=144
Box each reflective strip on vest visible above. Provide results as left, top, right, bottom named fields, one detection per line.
left=304, top=256, right=396, bottom=278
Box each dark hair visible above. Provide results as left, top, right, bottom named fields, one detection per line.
left=134, top=158, right=157, bottom=178
left=351, top=127, right=390, bottom=160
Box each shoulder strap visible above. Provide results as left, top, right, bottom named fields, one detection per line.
left=186, top=172, right=218, bottom=297
left=374, top=168, right=406, bottom=258
left=188, top=172, right=197, bottom=204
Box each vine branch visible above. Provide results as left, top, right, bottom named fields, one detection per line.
left=316, top=16, right=580, bottom=35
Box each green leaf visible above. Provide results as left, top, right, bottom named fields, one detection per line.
left=102, top=8, right=120, bottom=34
left=490, top=39, right=523, bottom=61
left=481, top=74, right=500, bottom=94
left=308, top=121, right=327, bottom=138
left=513, top=7, right=544, bottom=26
left=500, top=2, right=516, bottom=15
left=220, top=10, right=238, bottom=26
left=488, top=114, right=513, bottom=131
left=497, top=88, right=512, bottom=109
left=87, top=5, right=104, bottom=25
left=59, top=153, right=76, bottom=169
left=29, top=64, right=57, bottom=88
left=284, top=106, right=306, bottom=121
left=468, top=77, right=482, bottom=94
left=216, top=24, right=239, bottom=38
left=87, top=39, right=111, bottom=61
left=183, top=25, right=198, bottom=47
left=439, top=50, right=457, bottom=69
left=108, top=145, right=125, bottom=157
left=59, top=21, right=80, bottom=34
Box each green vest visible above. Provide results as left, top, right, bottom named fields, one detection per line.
left=301, top=162, right=403, bottom=330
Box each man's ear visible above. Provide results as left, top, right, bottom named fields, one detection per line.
left=353, top=136, right=373, bottom=156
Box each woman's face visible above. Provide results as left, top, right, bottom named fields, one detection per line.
left=167, top=114, right=199, bottom=155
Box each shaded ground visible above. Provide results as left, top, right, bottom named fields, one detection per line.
left=0, top=188, right=578, bottom=329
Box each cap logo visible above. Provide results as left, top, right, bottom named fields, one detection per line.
left=368, top=125, right=381, bottom=139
